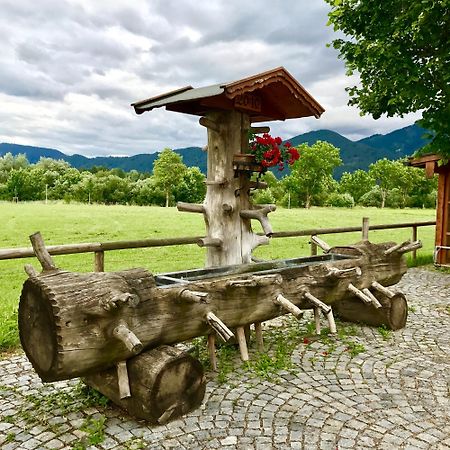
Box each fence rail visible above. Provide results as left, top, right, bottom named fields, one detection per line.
left=0, top=219, right=435, bottom=271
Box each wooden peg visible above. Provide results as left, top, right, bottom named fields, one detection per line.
left=303, top=292, right=331, bottom=314
left=177, top=202, right=205, bottom=214
left=24, top=264, right=38, bottom=278
left=29, top=231, right=57, bottom=271
left=206, top=312, right=234, bottom=342
left=326, top=310, right=337, bottom=334
left=199, top=117, right=220, bottom=133
left=362, top=288, right=382, bottom=308
left=304, top=292, right=336, bottom=333
left=326, top=266, right=362, bottom=279
left=113, top=322, right=143, bottom=354
left=179, top=289, right=209, bottom=303
left=273, top=294, right=303, bottom=318
left=100, top=292, right=139, bottom=311
left=240, top=205, right=276, bottom=236
left=347, top=283, right=373, bottom=304
left=310, top=235, right=331, bottom=253
left=384, top=240, right=411, bottom=255
left=371, top=281, right=395, bottom=299
left=397, top=240, right=422, bottom=254
left=197, top=237, right=223, bottom=248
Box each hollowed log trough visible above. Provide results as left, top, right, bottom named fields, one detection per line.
left=19, top=240, right=409, bottom=383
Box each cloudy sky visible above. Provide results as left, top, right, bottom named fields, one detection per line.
left=0, top=0, right=420, bottom=157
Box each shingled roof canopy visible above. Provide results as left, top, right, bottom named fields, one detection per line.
left=132, top=67, right=324, bottom=122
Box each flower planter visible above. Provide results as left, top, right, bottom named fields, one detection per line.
left=233, top=154, right=266, bottom=174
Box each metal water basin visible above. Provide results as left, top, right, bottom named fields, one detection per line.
left=155, top=253, right=354, bottom=286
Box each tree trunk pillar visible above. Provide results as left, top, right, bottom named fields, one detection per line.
left=203, top=111, right=260, bottom=266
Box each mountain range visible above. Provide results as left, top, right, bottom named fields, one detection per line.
left=0, top=124, right=429, bottom=179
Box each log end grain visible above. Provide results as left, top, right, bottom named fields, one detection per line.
left=333, top=291, right=408, bottom=331
left=18, top=278, right=59, bottom=381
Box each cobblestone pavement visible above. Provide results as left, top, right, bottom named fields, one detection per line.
left=1, top=268, right=449, bottom=449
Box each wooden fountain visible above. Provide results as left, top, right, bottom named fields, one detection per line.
left=18, top=67, right=421, bottom=423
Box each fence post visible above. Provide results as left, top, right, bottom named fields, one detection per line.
left=362, top=217, right=370, bottom=241
left=310, top=236, right=317, bottom=256
left=412, top=225, right=418, bottom=263
left=94, top=250, right=105, bottom=272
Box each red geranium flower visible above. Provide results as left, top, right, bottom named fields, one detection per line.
left=249, top=132, right=300, bottom=172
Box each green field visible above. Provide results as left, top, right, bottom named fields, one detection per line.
left=0, top=201, right=436, bottom=350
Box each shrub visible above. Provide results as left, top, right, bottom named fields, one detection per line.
left=325, top=192, right=354, bottom=208
left=359, top=186, right=382, bottom=207
left=385, top=188, right=405, bottom=208
left=253, top=188, right=276, bottom=204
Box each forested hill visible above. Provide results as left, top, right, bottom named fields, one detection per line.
left=0, top=124, right=428, bottom=178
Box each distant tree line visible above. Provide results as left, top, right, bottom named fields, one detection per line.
left=0, top=149, right=206, bottom=206
left=0, top=142, right=437, bottom=209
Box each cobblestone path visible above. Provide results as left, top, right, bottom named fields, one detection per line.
left=1, top=268, right=449, bottom=449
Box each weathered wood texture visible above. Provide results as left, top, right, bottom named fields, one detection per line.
left=83, top=346, right=206, bottom=424
left=178, top=110, right=272, bottom=267
left=19, top=241, right=407, bottom=381
left=333, top=291, right=408, bottom=330
left=202, top=110, right=271, bottom=266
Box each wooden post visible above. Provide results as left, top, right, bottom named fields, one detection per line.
left=314, top=307, right=321, bottom=335
left=254, top=322, right=264, bottom=351
left=94, top=250, right=105, bottom=272
left=207, top=334, right=217, bottom=371
left=412, top=225, right=418, bottom=263
left=362, top=217, right=369, bottom=241
left=117, top=361, right=131, bottom=399
left=310, top=238, right=317, bottom=256
left=236, top=327, right=249, bottom=361
left=326, top=311, right=337, bottom=334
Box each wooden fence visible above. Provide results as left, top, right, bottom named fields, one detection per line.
left=0, top=218, right=435, bottom=272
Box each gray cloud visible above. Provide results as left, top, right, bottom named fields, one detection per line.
left=0, top=0, right=417, bottom=157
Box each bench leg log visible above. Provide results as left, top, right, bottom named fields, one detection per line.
left=333, top=291, right=408, bottom=330
left=83, top=345, right=206, bottom=424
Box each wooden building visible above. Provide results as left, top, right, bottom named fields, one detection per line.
left=409, top=154, right=450, bottom=265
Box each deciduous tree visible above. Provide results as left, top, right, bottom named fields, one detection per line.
left=326, top=0, right=450, bottom=156
left=153, top=149, right=187, bottom=207
left=339, top=170, right=374, bottom=203
left=284, top=141, right=342, bottom=208
left=368, top=159, right=406, bottom=208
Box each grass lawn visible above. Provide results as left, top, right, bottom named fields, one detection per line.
left=0, top=201, right=436, bottom=351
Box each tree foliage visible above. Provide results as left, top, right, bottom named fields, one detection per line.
left=284, top=141, right=342, bottom=208
left=326, top=0, right=450, bottom=157
left=339, top=170, right=374, bottom=203
left=0, top=144, right=437, bottom=209
left=152, top=148, right=188, bottom=207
